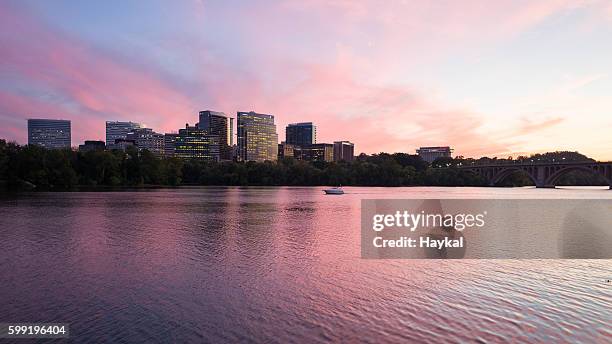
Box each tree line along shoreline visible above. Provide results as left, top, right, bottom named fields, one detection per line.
left=0, top=139, right=606, bottom=191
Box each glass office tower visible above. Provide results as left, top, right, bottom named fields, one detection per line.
left=198, top=110, right=233, bottom=161
left=237, top=111, right=278, bottom=162
left=27, top=119, right=71, bottom=149
left=174, top=124, right=220, bottom=161
left=126, top=128, right=165, bottom=156
left=106, top=121, right=142, bottom=149
left=285, top=122, right=316, bottom=147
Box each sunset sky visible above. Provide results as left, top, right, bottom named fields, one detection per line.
left=1, top=0, right=611, bottom=159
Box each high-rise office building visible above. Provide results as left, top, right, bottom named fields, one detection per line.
left=106, top=121, right=142, bottom=149
left=333, top=141, right=355, bottom=162
left=126, top=128, right=165, bottom=156
left=286, top=122, right=316, bottom=147
left=416, top=146, right=453, bottom=163
left=198, top=110, right=233, bottom=160
left=164, top=133, right=179, bottom=158
left=302, top=143, right=334, bottom=162
left=27, top=119, right=71, bottom=149
left=278, top=142, right=302, bottom=160
left=237, top=111, right=278, bottom=162
left=174, top=124, right=220, bottom=161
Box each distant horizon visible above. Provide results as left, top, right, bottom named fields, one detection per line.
left=1, top=1, right=611, bottom=160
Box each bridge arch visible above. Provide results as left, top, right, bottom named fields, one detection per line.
left=545, top=165, right=612, bottom=186
left=490, top=167, right=537, bottom=186
left=458, top=162, right=612, bottom=188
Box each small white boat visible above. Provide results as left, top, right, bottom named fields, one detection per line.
left=323, top=186, right=344, bottom=195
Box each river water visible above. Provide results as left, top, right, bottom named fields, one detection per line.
left=0, top=187, right=610, bottom=342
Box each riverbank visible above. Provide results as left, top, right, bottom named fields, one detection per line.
left=1, top=141, right=607, bottom=191
left=1, top=183, right=610, bottom=193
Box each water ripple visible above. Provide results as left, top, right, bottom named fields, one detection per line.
left=0, top=187, right=610, bottom=342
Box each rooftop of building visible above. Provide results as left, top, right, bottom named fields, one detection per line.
left=417, top=146, right=453, bottom=150
left=237, top=111, right=273, bottom=117
left=287, top=122, right=314, bottom=127
left=28, top=118, right=71, bottom=122
left=199, top=110, right=228, bottom=117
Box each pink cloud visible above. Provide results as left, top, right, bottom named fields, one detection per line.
left=0, top=90, right=105, bottom=144
left=0, top=3, right=198, bottom=145
left=517, top=117, right=565, bottom=135
left=231, top=61, right=513, bottom=156
left=0, top=2, right=516, bottom=156
left=1, top=0, right=609, bottom=160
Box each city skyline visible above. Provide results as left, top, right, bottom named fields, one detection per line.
left=1, top=1, right=612, bottom=160
left=20, top=111, right=359, bottom=163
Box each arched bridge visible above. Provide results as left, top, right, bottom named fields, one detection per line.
left=458, top=161, right=612, bottom=188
